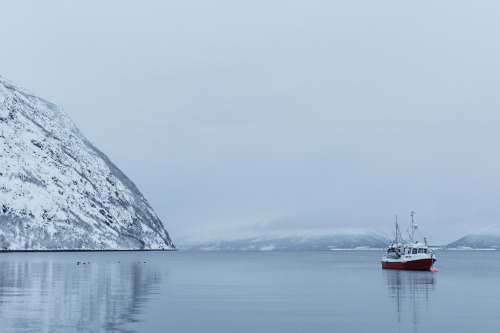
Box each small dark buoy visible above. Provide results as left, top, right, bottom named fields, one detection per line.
left=144, top=262, right=146, bottom=263
left=83, top=262, right=86, bottom=265
left=77, top=262, right=80, bottom=265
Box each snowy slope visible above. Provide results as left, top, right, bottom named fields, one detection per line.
left=446, top=226, right=500, bottom=249
left=0, top=76, right=174, bottom=250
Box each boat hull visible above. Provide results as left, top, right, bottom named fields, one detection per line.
left=381, top=258, right=436, bottom=270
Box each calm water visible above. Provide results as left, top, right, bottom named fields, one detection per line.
left=0, top=250, right=499, bottom=332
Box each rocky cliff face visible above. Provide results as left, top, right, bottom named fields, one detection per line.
left=0, top=76, right=174, bottom=250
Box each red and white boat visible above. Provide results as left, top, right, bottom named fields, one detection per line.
left=381, top=211, right=436, bottom=270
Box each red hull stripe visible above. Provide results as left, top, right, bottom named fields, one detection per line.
left=381, top=258, right=436, bottom=270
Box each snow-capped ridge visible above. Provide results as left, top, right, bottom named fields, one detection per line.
left=0, top=76, right=174, bottom=250
left=176, top=227, right=390, bottom=251
left=446, top=225, right=500, bottom=250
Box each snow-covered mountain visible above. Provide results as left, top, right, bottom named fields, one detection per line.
left=0, top=76, right=174, bottom=250
left=446, top=226, right=500, bottom=249
left=176, top=230, right=390, bottom=250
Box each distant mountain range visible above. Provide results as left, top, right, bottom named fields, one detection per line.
left=176, top=230, right=391, bottom=251
left=177, top=225, right=500, bottom=251
left=445, top=226, right=500, bottom=250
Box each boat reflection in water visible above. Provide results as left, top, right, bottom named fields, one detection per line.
left=384, top=269, right=436, bottom=331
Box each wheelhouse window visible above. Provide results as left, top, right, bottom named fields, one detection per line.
left=424, top=249, right=428, bottom=254
left=412, top=248, right=417, bottom=254
left=418, top=248, right=424, bottom=253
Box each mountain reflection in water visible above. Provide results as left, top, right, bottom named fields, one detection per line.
left=384, top=270, right=436, bottom=332
left=0, top=254, right=161, bottom=332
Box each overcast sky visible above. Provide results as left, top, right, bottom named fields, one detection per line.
left=1, top=0, right=500, bottom=244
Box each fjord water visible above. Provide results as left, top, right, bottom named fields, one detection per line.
left=0, top=251, right=499, bottom=333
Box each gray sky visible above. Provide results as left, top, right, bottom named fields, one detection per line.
left=1, top=0, right=500, bottom=244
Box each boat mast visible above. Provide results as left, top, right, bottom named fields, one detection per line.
left=394, top=215, right=398, bottom=244
left=408, top=210, right=417, bottom=243
left=394, top=215, right=403, bottom=245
